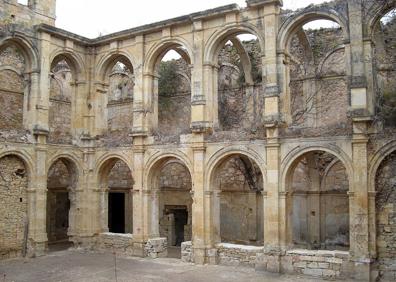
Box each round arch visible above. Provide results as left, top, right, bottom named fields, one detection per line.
left=0, top=150, right=34, bottom=185
left=49, top=50, right=86, bottom=80
left=204, top=23, right=265, bottom=64
left=95, top=153, right=133, bottom=185
left=47, top=153, right=83, bottom=179
left=281, top=145, right=353, bottom=193
left=277, top=10, right=349, bottom=52
left=366, top=1, right=396, bottom=38
left=144, top=151, right=193, bottom=190
left=205, top=146, right=266, bottom=192
left=0, top=36, right=39, bottom=71
left=368, top=140, right=396, bottom=193
left=96, top=51, right=136, bottom=81
left=144, top=37, right=194, bottom=75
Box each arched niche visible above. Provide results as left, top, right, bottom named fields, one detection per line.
left=375, top=149, right=396, bottom=280
left=97, top=157, right=134, bottom=234
left=206, top=29, right=264, bottom=136
left=144, top=41, right=193, bottom=140
left=209, top=153, right=264, bottom=246
left=371, top=8, right=396, bottom=128
left=285, top=150, right=350, bottom=250
left=46, top=157, right=79, bottom=248
left=279, top=14, right=350, bottom=134
left=146, top=156, right=192, bottom=252
left=0, top=43, right=28, bottom=136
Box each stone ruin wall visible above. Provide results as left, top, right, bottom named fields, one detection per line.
left=0, top=156, right=28, bottom=259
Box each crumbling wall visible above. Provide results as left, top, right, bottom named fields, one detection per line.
left=217, top=42, right=264, bottom=133
left=157, top=60, right=191, bottom=139
left=0, top=46, right=25, bottom=139
left=375, top=151, right=396, bottom=281
left=374, top=11, right=396, bottom=128
left=287, top=27, right=350, bottom=136
left=0, top=156, right=28, bottom=259
left=108, top=160, right=133, bottom=189
left=48, top=61, right=72, bottom=144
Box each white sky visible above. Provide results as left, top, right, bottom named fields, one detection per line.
left=56, top=0, right=329, bottom=39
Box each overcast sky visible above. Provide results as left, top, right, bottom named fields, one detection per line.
left=55, top=0, right=328, bottom=38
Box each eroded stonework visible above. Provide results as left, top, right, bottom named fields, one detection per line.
left=0, top=0, right=395, bottom=281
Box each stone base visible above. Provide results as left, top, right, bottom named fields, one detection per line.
left=96, top=233, right=134, bottom=255
left=144, top=238, right=167, bottom=258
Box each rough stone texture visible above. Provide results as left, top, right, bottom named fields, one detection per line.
left=0, top=156, right=28, bottom=259
left=283, top=249, right=350, bottom=279
left=216, top=243, right=264, bottom=267
left=375, top=151, right=396, bottom=281
left=0, top=46, right=25, bottom=132
left=96, top=232, right=134, bottom=255
left=144, top=237, right=167, bottom=258
left=181, top=241, right=193, bottom=263
left=48, top=60, right=72, bottom=144
left=108, top=160, right=133, bottom=189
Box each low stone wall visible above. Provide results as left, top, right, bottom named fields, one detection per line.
left=217, top=243, right=264, bottom=267
left=144, top=238, right=167, bottom=258
left=96, top=233, right=134, bottom=255
left=282, top=249, right=350, bottom=279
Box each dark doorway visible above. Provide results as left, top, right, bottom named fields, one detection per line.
left=108, top=192, right=125, bottom=233
left=172, top=208, right=188, bottom=246
left=47, top=191, right=70, bottom=243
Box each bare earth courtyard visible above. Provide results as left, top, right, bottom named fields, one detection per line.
left=0, top=250, right=354, bottom=282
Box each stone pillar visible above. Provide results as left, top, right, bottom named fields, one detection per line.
left=191, top=140, right=208, bottom=264
left=191, top=20, right=211, bottom=133
left=74, top=145, right=96, bottom=247
left=350, top=127, right=371, bottom=281
left=133, top=35, right=150, bottom=136
left=29, top=144, right=48, bottom=256
left=263, top=142, right=281, bottom=272
left=348, top=0, right=370, bottom=116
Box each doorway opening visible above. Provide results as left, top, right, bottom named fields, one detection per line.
left=108, top=192, right=125, bottom=234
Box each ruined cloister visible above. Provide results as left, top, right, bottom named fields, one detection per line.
left=0, top=0, right=395, bottom=281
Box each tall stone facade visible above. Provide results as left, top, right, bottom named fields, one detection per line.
left=0, top=0, right=395, bottom=281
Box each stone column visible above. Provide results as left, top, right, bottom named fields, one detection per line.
left=29, top=145, right=48, bottom=256
left=191, top=141, right=208, bottom=264
left=262, top=142, right=281, bottom=272
left=350, top=133, right=372, bottom=281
